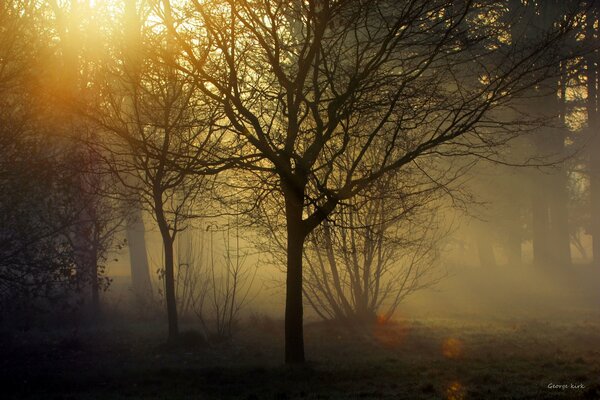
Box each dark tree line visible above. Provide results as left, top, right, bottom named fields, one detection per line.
left=465, top=1, right=600, bottom=272
left=0, top=0, right=120, bottom=316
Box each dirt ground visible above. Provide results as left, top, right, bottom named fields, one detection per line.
left=1, top=313, right=599, bottom=400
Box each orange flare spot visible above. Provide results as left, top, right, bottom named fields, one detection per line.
left=442, top=337, right=464, bottom=359
left=372, top=319, right=407, bottom=349
left=445, top=381, right=465, bottom=400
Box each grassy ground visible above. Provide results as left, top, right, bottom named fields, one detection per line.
left=1, top=315, right=599, bottom=400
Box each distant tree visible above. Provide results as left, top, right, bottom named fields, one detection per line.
left=120, top=0, right=154, bottom=305
left=520, top=1, right=574, bottom=269
left=585, top=2, right=600, bottom=264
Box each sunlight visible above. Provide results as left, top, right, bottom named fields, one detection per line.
left=1, top=0, right=597, bottom=396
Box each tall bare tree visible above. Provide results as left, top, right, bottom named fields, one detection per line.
left=161, top=0, right=582, bottom=363
left=80, top=0, right=227, bottom=341
left=121, top=0, right=154, bottom=304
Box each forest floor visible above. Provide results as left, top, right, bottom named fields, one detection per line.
left=1, top=313, right=600, bottom=400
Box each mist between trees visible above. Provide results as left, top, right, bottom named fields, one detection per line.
left=1, top=0, right=599, bottom=365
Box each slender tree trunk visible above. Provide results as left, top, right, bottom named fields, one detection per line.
left=476, top=235, right=496, bottom=268
left=322, top=222, right=354, bottom=318
left=90, top=241, right=100, bottom=315
left=546, top=69, right=571, bottom=268
left=504, top=208, right=522, bottom=267
left=155, top=196, right=178, bottom=342
left=532, top=174, right=551, bottom=267
left=121, top=0, right=154, bottom=299
left=283, top=185, right=306, bottom=364
left=126, top=208, right=152, bottom=299
left=548, top=162, right=571, bottom=268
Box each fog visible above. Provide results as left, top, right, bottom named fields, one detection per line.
left=101, top=197, right=600, bottom=325
left=2, top=0, right=600, bottom=398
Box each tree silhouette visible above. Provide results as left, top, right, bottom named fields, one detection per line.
left=159, top=0, right=585, bottom=363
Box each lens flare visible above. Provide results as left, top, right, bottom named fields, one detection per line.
left=445, top=381, right=466, bottom=400
left=442, top=337, right=464, bottom=359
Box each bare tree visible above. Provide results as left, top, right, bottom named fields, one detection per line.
left=121, top=0, right=155, bottom=305
left=304, top=171, right=446, bottom=324
left=196, top=224, right=257, bottom=341
left=160, top=0, right=585, bottom=363
left=64, top=148, right=124, bottom=315
left=79, top=1, right=226, bottom=341
left=157, top=223, right=256, bottom=342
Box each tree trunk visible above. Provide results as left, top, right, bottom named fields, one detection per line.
left=154, top=199, right=178, bottom=341
left=531, top=176, right=550, bottom=268
left=91, top=243, right=100, bottom=315
left=476, top=235, right=496, bottom=268
left=546, top=67, right=571, bottom=268
left=126, top=208, right=153, bottom=300
left=163, top=234, right=178, bottom=341
left=121, top=0, right=154, bottom=299
left=548, top=158, right=571, bottom=268
left=504, top=210, right=522, bottom=267
left=283, top=185, right=306, bottom=364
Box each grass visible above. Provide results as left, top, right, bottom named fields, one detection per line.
left=1, top=315, right=599, bottom=399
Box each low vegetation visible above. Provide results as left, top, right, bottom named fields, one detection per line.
left=2, top=312, right=599, bottom=400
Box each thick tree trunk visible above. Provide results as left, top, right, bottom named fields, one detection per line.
left=126, top=208, right=152, bottom=300
left=284, top=186, right=306, bottom=364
